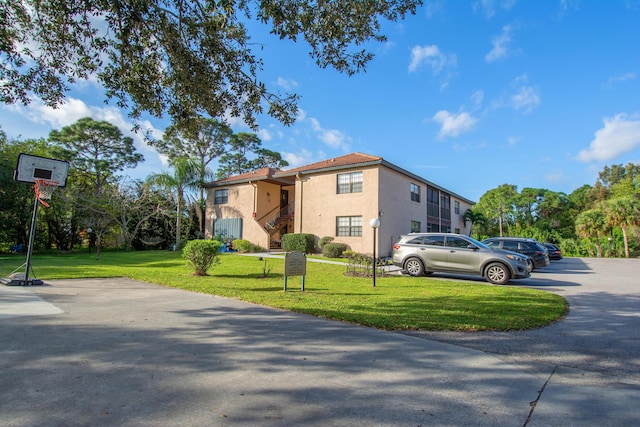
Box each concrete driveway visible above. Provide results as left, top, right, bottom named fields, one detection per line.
left=405, top=257, right=640, bottom=388
left=1, top=257, right=639, bottom=426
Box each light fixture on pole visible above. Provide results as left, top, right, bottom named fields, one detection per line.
left=370, top=217, right=381, bottom=287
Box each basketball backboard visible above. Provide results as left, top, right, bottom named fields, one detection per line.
left=14, top=153, right=70, bottom=187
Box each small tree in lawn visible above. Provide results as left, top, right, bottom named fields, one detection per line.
left=182, top=240, right=222, bottom=276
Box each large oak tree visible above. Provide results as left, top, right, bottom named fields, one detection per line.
left=1, top=0, right=421, bottom=128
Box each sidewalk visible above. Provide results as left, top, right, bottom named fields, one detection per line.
left=1, top=278, right=638, bottom=426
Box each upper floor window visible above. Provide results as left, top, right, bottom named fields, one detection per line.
left=410, top=183, right=421, bottom=202
left=336, top=216, right=362, bottom=237
left=427, top=222, right=439, bottom=232
left=214, top=189, right=228, bottom=204
left=410, top=220, right=421, bottom=233
left=427, top=187, right=439, bottom=217
left=441, top=193, right=451, bottom=220
left=454, top=200, right=460, bottom=214
left=337, top=171, right=363, bottom=194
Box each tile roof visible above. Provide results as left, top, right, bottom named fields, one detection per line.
left=212, top=167, right=278, bottom=184
left=275, top=152, right=383, bottom=176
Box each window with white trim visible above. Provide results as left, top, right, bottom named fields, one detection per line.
left=410, top=183, right=421, bottom=202
left=336, top=216, right=362, bottom=237
left=337, top=172, right=363, bottom=194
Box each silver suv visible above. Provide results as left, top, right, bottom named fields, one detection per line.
left=392, top=233, right=530, bottom=285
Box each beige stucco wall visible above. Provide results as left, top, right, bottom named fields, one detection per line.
left=294, top=166, right=381, bottom=255
left=377, top=167, right=429, bottom=255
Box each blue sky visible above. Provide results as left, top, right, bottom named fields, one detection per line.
left=2, top=0, right=639, bottom=202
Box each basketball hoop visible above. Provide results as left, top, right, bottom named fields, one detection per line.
left=34, top=179, right=60, bottom=207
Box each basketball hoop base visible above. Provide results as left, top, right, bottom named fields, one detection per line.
left=1, top=277, right=44, bottom=286
left=1, top=272, right=44, bottom=286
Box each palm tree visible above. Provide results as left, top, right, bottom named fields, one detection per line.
left=605, top=196, right=640, bottom=258
left=575, top=208, right=608, bottom=257
left=462, top=208, right=487, bottom=237
left=146, top=157, right=199, bottom=250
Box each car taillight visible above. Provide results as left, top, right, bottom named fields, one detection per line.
left=393, top=244, right=400, bottom=250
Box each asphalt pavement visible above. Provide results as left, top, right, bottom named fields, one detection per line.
left=1, top=257, right=639, bottom=426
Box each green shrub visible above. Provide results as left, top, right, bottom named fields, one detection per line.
left=322, top=242, right=348, bottom=258
left=318, top=236, right=334, bottom=249
left=230, top=239, right=265, bottom=253
left=342, top=249, right=357, bottom=258
left=282, top=233, right=315, bottom=253
left=232, top=239, right=252, bottom=253
left=182, top=239, right=222, bottom=276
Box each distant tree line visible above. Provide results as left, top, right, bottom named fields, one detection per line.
left=464, top=163, right=640, bottom=258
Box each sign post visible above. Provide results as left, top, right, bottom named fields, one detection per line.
left=284, top=251, right=307, bottom=291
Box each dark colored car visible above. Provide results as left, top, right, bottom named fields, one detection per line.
left=482, top=237, right=550, bottom=270
left=392, top=233, right=530, bottom=285
left=543, top=243, right=563, bottom=260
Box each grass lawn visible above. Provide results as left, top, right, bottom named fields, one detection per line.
left=0, top=250, right=568, bottom=331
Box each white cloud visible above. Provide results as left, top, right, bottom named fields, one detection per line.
left=257, top=128, right=272, bottom=142
left=485, top=25, right=513, bottom=63
left=276, top=77, right=299, bottom=91
left=432, top=110, right=478, bottom=138
left=282, top=149, right=317, bottom=168
left=425, top=1, right=445, bottom=18
left=301, top=116, right=350, bottom=150
left=470, top=90, right=484, bottom=106
left=472, top=0, right=517, bottom=18
left=604, top=72, right=636, bottom=88
left=7, top=96, right=168, bottom=173
left=408, top=45, right=456, bottom=74
left=507, top=136, right=521, bottom=145
left=578, top=113, right=640, bottom=162
left=511, top=86, right=540, bottom=113
left=318, top=129, right=347, bottom=148
left=473, top=0, right=497, bottom=18
left=309, top=117, right=321, bottom=132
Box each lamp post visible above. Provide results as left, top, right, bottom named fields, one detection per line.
left=370, top=217, right=380, bottom=287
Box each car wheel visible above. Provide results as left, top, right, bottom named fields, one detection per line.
left=528, top=257, right=535, bottom=271
left=404, top=257, right=425, bottom=276
left=485, top=262, right=510, bottom=285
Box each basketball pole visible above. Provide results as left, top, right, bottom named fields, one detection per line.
left=3, top=191, right=43, bottom=286
left=23, top=194, right=43, bottom=285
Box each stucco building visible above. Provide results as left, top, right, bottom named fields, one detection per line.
left=205, top=153, right=475, bottom=257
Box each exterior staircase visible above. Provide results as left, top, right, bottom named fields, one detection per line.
left=257, top=203, right=295, bottom=249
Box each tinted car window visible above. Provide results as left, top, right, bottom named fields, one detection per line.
left=407, top=236, right=425, bottom=245
left=503, top=241, right=518, bottom=251
left=424, top=235, right=445, bottom=246
left=534, top=243, right=547, bottom=252
left=446, top=236, right=470, bottom=248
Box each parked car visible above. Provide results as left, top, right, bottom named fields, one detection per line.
left=482, top=237, right=550, bottom=270
left=391, top=233, right=530, bottom=285
left=543, top=243, right=563, bottom=260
